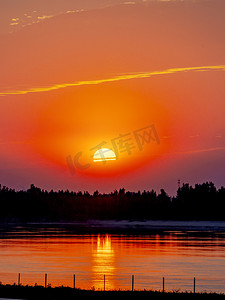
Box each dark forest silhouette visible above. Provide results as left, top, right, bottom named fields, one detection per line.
left=0, top=182, right=224, bottom=222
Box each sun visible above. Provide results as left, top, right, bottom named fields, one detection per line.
left=93, top=148, right=117, bottom=162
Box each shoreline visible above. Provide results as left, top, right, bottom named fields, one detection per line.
left=1, top=284, right=225, bottom=300
left=1, top=220, right=225, bottom=235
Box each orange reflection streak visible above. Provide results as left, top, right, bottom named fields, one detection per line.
left=91, top=234, right=115, bottom=290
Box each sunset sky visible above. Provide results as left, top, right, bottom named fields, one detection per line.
left=0, top=0, right=224, bottom=195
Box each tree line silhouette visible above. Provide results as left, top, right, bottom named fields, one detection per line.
left=0, top=182, right=224, bottom=222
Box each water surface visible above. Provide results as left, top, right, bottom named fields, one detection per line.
left=0, top=221, right=225, bottom=293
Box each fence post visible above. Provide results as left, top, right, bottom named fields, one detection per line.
left=104, top=274, right=105, bottom=291
left=132, top=275, right=134, bottom=291
left=194, top=277, right=196, bottom=294
left=73, top=274, right=76, bottom=289
left=18, top=273, right=21, bottom=285
left=163, top=277, right=165, bottom=293
left=45, top=273, right=47, bottom=288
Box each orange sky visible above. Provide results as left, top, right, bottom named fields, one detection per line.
left=0, top=0, right=224, bottom=194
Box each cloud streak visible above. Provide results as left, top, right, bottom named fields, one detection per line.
left=1, top=65, right=225, bottom=96
left=178, top=146, right=225, bottom=155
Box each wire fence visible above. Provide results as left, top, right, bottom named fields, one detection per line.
left=0, top=273, right=225, bottom=294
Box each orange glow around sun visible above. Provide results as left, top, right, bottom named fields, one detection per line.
left=30, top=83, right=171, bottom=178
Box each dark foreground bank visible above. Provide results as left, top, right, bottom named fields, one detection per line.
left=0, top=285, right=225, bottom=300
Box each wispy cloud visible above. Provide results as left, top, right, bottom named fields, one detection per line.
left=9, top=12, right=55, bottom=32
left=10, top=17, right=19, bottom=25
left=66, top=10, right=84, bottom=14
left=0, top=140, right=32, bottom=145
left=178, top=146, right=225, bottom=155
left=1, top=65, right=225, bottom=96
left=37, top=15, right=53, bottom=20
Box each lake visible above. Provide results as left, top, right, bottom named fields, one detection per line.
left=0, top=221, right=225, bottom=293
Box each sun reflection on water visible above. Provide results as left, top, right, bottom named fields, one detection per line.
left=91, top=234, right=115, bottom=290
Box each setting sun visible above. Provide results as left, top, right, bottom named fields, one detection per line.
left=93, top=148, right=117, bottom=162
